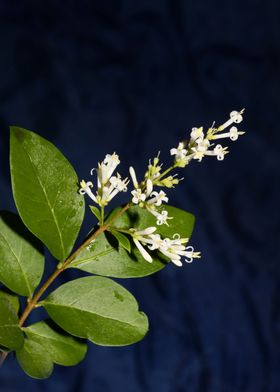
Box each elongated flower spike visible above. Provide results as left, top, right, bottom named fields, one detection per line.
left=129, top=229, right=200, bottom=266
left=170, top=108, right=245, bottom=165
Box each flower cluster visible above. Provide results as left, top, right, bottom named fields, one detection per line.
left=130, top=227, right=201, bottom=266
left=129, top=167, right=171, bottom=225
left=79, top=153, right=129, bottom=207
left=170, top=109, right=245, bottom=165
left=78, top=109, right=246, bottom=268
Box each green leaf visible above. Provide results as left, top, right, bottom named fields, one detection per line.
left=10, top=127, right=85, bottom=261
left=16, top=339, right=53, bottom=379
left=110, top=229, right=131, bottom=253
left=24, top=320, right=87, bottom=366
left=0, top=288, right=20, bottom=313
left=0, top=211, right=44, bottom=296
left=70, top=205, right=195, bottom=278
left=41, top=276, right=149, bottom=346
left=0, top=298, right=24, bottom=350
left=89, top=205, right=101, bottom=220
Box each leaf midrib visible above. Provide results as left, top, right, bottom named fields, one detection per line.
left=21, top=145, right=66, bottom=259
left=43, top=302, right=144, bottom=329
left=26, top=330, right=82, bottom=349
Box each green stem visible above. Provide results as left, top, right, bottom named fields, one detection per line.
left=155, top=164, right=177, bottom=182
left=108, top=227, right=132, bottom=235
left=100, top=206, right=105, bottom=226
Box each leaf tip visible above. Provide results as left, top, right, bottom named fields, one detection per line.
left=10, top=126, right=27, bottom=143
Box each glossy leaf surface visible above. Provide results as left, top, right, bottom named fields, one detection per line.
left=10, top=127, right=84, bottom=261
left=42, top=276, right=149, bottom=346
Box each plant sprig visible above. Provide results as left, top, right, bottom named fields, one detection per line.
left=0, top=109, right=245, bottom=378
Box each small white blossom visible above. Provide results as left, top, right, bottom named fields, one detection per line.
left=129, top=166, right=139, bottom=188
left=184, top=246, right=201, bottom=263
left=146, top=234, right=163, bottom=250
left=170, top=142, right=189, bottom=167
left=148, top=209, right=172, bottom=226
left=146, top=178, right=153, bottom=197
left=190, top=127, right=204, bottom=144
left=101, top=174, right=129, bottom=204
left=191, top=139, right=211, bottom=162
left=211, top=126, right=245, bottom=141
left=110, top=174, right=129, bottom=192
left=131, top=189, right=146, bottom=204
left=80, top=153, right=127, bottom=208
left=204, top=144, right=229, bottom=161
left=96, top=152, right=120, bottom=186
left=130, top=227, right=157, bottom=262
left=147, top=190, right=168, bottom=207
left=79, top=180, right=98, bottom=203
left=130, top=229, right=200, bottom=266
left=218, top=109, right=244, bottom=131
left=131, top=177, right=153, bottom=205
left=170, top=142, right=187, bottom=160
left=159, top=235, right=201, bottom=266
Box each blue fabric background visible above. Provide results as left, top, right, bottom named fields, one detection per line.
left=0, top=1, right=279, bottom=391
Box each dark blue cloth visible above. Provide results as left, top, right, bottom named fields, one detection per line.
left=0, top=1, right=279, bottom=391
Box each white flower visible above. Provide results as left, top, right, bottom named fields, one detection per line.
left=79, top=180, right=98, bottom=203
left=101, top=174, right=129, bottom=204
left=218, top=109, right=244, bottom=131
left=211, top=126, right=245, bottom=141
left=146, top=178, right=153, bottom=196
left=170, top=142, right=187, bottom=160
left=183, top=246, right=201, bottom=263
left=159, top=236, right=188, bottom=266
left=146, top=234, right=163, bottom=250
left=129, top=166, right=139, bottom=188
left=110, top=174, right=129, bottom=192
left=147, top=190, right=168, bottom=207
left=96, top=152, right=120, bottom=186
left=130, top=227, right=157, bottom=263
left=133, top=239, right=153, bottom=262
left=214, top=145, right=227, bottom=161
left=129, top=229, right=200, bottom=266
left=170, top=142, right=189, bottom=167
left=80, top=153, right=127, bottom=207
left=159, top=235, right=201, bottom=266
left=148, top=209, right=172, bottom=226
left=190, top=127, right=204, bottom=144
left=191, top=139, right=211, bottom=162
left=131, top=178, right=153, bottom=205
left=131, top=189, right=146, bottom=204
left=204, top=144, right=229, bottom=161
